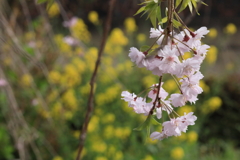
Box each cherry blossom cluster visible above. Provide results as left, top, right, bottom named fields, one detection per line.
left=121, top=25, right=209, bottom=140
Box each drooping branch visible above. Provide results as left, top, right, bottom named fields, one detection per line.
left=75, top=0, right=116, bottom=159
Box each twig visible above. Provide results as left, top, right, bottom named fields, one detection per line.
left=75, top=0, right=116, bottom=159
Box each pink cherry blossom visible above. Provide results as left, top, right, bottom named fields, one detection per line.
left=128, top=47, right=146, bottom=68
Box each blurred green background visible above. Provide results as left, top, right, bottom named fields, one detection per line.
left=0, top=0, right=240, bottom=160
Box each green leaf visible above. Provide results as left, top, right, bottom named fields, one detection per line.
left=159, top=17, right=167, bottom=25
left=133, top=116, right=151, bottom=131
left=201, top=1, right=208, bottom=6
left=175, top=0, right=183, bottom=8
left=140, top=45, right=150, bottom=52
left=173, top=19, right=182, bottom=28
left=191, top=0, right=199, bottom=15
left=134, top=6, right=146, bottom=16
left=133, top=115, right=161, bottom=131
left=156, top=6, right=162, bottom=24
left=178, top=0, right=190, bottom=13
left=188, top=1, right=193, bottom=13
left=37, top=0, right=47, bottom=4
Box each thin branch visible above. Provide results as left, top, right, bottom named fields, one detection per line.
left=75, top=0, right=116, bottom=159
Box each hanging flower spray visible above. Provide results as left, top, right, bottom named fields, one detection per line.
left=121, top=0, right=208, bottom=141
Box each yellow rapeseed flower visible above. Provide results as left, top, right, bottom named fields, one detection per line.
left=175, top=132, right=187, bottom=141
left=88, top=11, right=99, bottom=25
left=177, top=105, right=193, bottom=116
left=163, top=79, right=178, bottom=93
left=206, top=45, right=218, bottom=64
left=20, top=74, right=33, bottom=87
left=71, top=18, right=91, bottom=43
left=88, top=115, right=99, bottom=133
left=62, top=89, right=78, bottom=110
left=208, top=96, right=222, bottom=111
left=124, top=17, right=137, bottom=33
left=137, top=33, right=146, bottom=43
left=183, top=52, right=192, bottom=59
left=95, top=156, right=108, bottom=160
left=224, top=23, right=237, bottom=35
left=199, top=80, right=210, bottom=93
left=187, top=131, right=198, bottom=143
left=48, top=2, right=60, bottom=18
left=115, top=151, right=123, bottom=160
left=51, top=102, right=63, bottom=119
left=101, top=113, right=115, bottom=124
left=170, top=147, right=184, bottom=160
left=72, top=57, right=86, bottom=73
left=91, top=140, right=107, bottom=153
left=108, top=28, right=128, bottom=46
left=142, top=75, right=157, bottom=88
left=142, top=155, right=154, bottom=160
left=73, top=130, right=80, bottom=139
left=52, top=156, right=63, bottom=160
left=208, top=28, right=218, bottom=38
left=61, top=64, right=81, bottom=87
left=48, top=70, right=61, bottom=84
left=103, top=125, right=114, bottom=139
left=84, top=47, right=98, bottom=71
left=146, top=138, right=158, bottom=144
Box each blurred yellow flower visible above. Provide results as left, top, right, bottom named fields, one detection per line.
left=224, top=23, right=237, bottom=35
left=177, top=105, right=193, bottom=116
left=88, top=115, right=99, bottom=133
left=88, top=11, right=99, bottom=25
left=64, top=111, right=73, bottom=120
left=124, top=17, right=137, bottom=33
left=108, top=28, right=128, bottom=46
left=175, top=132, right=187, bottom=141
left=38, top=108, right=50, bottom=119
left=48, top=71, right=61, bottom=84
left=142, top=75, right=157, bottom=88
left=187, top=131, right=198, bottom=143
left=101, top=113, right=115, bottom=123
left=61, top=64, right=81, bottom=87
left=206, top=45, right=218, bottom=64
left=48, top=2, right=60, bottom=18
left=170, top=147, right=184, bottom=160
left=95, top=156, right=108, bottom=160
left=199, top=80, right=210, bottom=93
left=115, top=151, right=123, bottom=160
left=62, top=89, right=77, bottom=110
left=201, top=96, right=222, bottom=114
left=163, top=79, right=178, bottom=93
left=91, top=140, right=107, bottom=153
left=51, top=102, right=63, bottom=119
left=183, top=52, right=192, bottom=59
left=103, top=125, right=114, bottom=139
left=52, top=156, right=63, bottom=160
left=20, top=74, right=33, bottom=87
left=208, top=96, right=222, bottom=111
left=73, top=130, right=80, bottom=139
left=85, top=47, right=98, bottom=71
left=71, top=18, right=91, bottom=43
left=72, top=57, right=86, bottom=73
left=208, top=28, right=218, bottom=38
left=142, top=155, right=154, bottom=160
left=137, top=33, right=146, bottom=43
left=146, top=138, right=158, bottom=144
